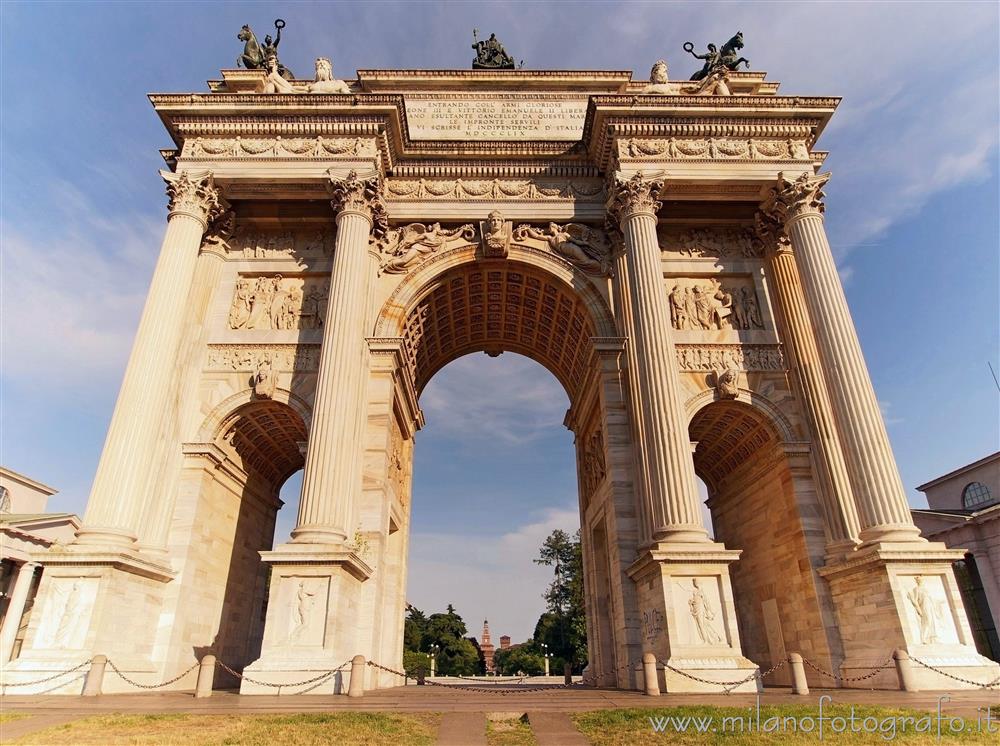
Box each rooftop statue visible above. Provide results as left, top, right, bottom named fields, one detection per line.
left=472, top=29, right=516, bottom=70
left=238, top=19, right=294, bottom=80
left=683, top=31, right=749, bottom=81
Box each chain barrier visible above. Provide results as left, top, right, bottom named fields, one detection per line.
left=215, top=658, right=352, bottom=694
left=0, top=660, right=91, bottom=693
left=107, top=660, right=199, bottom=690
left=367, top=660, right=570, bottom=695
left=800, top=655, right=893, bottom=688
left=659, top=658, right=785, bottom=695
left=908, top=656, right=1000, bottom=690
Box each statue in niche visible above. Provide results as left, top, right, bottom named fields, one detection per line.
left=53, top=581, right=82, bottom=647
left=739, top=287, right=763, bottom=329
left=643, top=60, right=672, bottom=94
left=380, top=223, right=476, bottom=274
left=715, top=368, right=740, bottom=399
left=252, top=356, right=276, bottom=399
left=481, top=210, right=511, bottom=258
left=289, top=580, right=316, bottom=640
left=682, top=579, right=722, bottom=645
left=907, top=576, right=941, bottom=644
left=683, top=32, right=749, bottom=81
left=514, top=223, right=612, bottom=275
left=472, top=29, right=516, bottom=69
left=308, top=57, right=351, bottom=94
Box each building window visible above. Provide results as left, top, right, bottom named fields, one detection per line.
left=962, top=482, right=994, bottom=509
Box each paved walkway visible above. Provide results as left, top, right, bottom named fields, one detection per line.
left=436, top=711, right=486, bottom=745
left=527, top=711, right=589, bottom=745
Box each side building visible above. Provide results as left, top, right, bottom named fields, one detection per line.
left=912, top=452, right=1000, bottom=661
left=0, top=467, right=80, bottom=662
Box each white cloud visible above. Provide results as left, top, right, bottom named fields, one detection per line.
left=1, top=181, right=160, bottom=395
left=407, top=504, right=580, bottom=644
left=419, top=353, right=570, bottom=446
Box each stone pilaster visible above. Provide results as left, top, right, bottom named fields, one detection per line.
left=75, top=170, right=223, bottom=548
left=756, top=213, right=861, bottom=557
left=606, top=173, right=707, bottom=544
left=0, top=561, right=37, bottom=662
left=763, top=172, right=919, bottom=545
left=291, top=171, right=387, bottom=545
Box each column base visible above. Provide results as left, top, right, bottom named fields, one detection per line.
left=820, top=541, right=1000, bottom=690
left=627, top=542, right=761, bottom=693
left=239, top=545, right=372, bottom=695
left=1, top=548, right=174, bottom=694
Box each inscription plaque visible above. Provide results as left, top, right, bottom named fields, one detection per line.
left=405, top=96, right=588, bottom=141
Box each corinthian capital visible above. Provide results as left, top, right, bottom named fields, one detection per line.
left=160, top=170, right=224, bottom=228
left=606, top=172, right=665, bottom=224
left=754, top=209, right=792, bottom=256
left=766, top=171, right=831, bottom=223
left=329, top=169, right=388, bottom=236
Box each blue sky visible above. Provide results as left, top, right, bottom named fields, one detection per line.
left=1, top=1, right=998, bottom=643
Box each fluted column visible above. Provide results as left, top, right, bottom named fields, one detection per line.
left=76, top=171, right=223, bottom=547
left=608, top=174, right=708, bottom=544
left=292, top=172, right=386, bottom=544
left=0, top=562, right=37, bottom=662
left=764, top=172, right=920, bottom=544
left=757, top=214, right=861, bottom=554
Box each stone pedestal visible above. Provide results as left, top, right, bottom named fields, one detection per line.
left=819, top=544, right=1000, bottom=689
left=2, top=551, right=173, bottom=694
left=627, top=546, right=760, bottom=693
left=239, top=546, right=372, bottom=695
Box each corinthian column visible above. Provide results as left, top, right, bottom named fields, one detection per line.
left=291, top=171, right=386, bottom=544
left=607, top=174, right=708, bottom=544
left=756, top=214, right=861, bottom=555
left=764, top=172, right=920, bottom=544
left=76, top=171, right=223, bottom=547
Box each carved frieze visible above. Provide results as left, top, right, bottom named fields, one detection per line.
left=229, top=275, right=329, bottom=331
left=206, top=344, right=321, bottom=372
left=384, top=178, right=605, bottom=201
left=580, top=428, right=607, bottom=501
left=675, top=344, right=785, bottom=372
left=229, top=226, right=335, bottom=259
left=658, top=225, right=763, bottom=259
left=668, top=278, right=764, bottom=331
left=621, top=137, right=811, bottom=161
left=513, top=222, right=612, bottom=276
left=183, top=136, right=376, bottom=159
left=378, top=223, right=476, bottom=274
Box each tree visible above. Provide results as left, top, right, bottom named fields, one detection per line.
left=404, top=602, right=481, bottom=676
left=493, top=645, right=545, bottom=676
left=404, top=604, right=427, bottom=653
left=533, top=529, right=588, bottom=671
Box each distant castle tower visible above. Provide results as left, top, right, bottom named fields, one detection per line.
left=480, top=619, right=495, bottom=673
left=499, top=635, right=511, bottom=650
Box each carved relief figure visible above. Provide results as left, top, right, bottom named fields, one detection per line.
left=230, top=276, right=325, bottom=331
left=54, top=581, right=82, bottom=647
left=380, top=223, right=476, bottom=274
left=908, top=576, right=940, bottom=644
left=683, top=579, right=722, bottom=645
left=669, top=286, right=689, bottom=330
left=715, top=368, right=740, bottom=399
left=481, top=210, right=510, bottom=258
left=252, top=357, right=276, bottom=399
left=300, top=286, right=328, bottom=329
left=229, top=279, right=253, bottom=329
left=661, top=226, right=762, bottom=258
left=290, top=580, right=316, bottom=640
left=738, top=287, right=763, bottom=329
left=514, top=223, right=611, bottom=275
left=308, top=57, right=351, bottom=94
left=581, top=430, right=607, bottom=498
left=643, top=609, right=664, bottom=642
left=202, top=212, right=235, bottom=253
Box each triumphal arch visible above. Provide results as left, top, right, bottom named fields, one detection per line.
left=6, top=30, right=998, bottom=694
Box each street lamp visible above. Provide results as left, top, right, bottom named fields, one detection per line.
left=542, top=643, right=550, bottom=677
left=429, top=644, right=439, bottom=678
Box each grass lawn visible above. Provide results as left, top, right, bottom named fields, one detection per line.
left=10, top=712, right=440, bottom=746
left=572, top=705, right=999, bottom=745
left=486, top=713, right=537, bottom=745
left=0, top=712, right=30, bottom=724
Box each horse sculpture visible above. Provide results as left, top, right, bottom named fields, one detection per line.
left=237, top=20, right=294, bottom=80
left=684, top=31, right=749, bottom=81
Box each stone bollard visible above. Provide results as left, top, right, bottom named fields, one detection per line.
left=564, top=662, right=572, bottom=686
left=788, top=653, right=809, bottom=695
left=893, top=649, right=919, bottom=692
left=348, top=655, right=366, bottom=698
left=195, top=655, right=216, bottom=698
left=82, top=654, right=107, bottom=696
left=642, top=653, right=660, bottom=696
